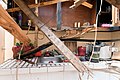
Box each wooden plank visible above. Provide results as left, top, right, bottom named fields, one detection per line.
left=7, top=0, right=69, bottom=12
left=34, top=0, right=39, bottom=47
left=81, top=2, right=93, bottom=9
left=0, top=5, right=30, bottom=45
left=112, top=5, right=118, bottom=25
left=106, top=0, right=120, bottom=9
left=70, top=0, right=93, bottom=9
left=13, top=0, right=92, bottom=74
left=14, top=42, right=53, bottom=59
left=69, top=0, right=87, bottom=8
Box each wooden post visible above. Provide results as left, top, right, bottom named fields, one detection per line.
left=0, top=5, right=30, bottom=45
left=57, top=2, right=62, bottom=30
left=13, top=0, right=91, bottom=74
left=34, top=0, right=39, bottom=47
left=112, top=5, right=118, bottom=25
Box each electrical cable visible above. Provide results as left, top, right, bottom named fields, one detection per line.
left=38, top=32, right=45, bottom=40
left=16, top=45, right=24, bottom=80
left=37, top=15, right=56, bottom=40
left=26, top=25, right=31, bottom=35
left=88, top=0, right=103, bottom=63
left=39, top=13, right=56, bottom=28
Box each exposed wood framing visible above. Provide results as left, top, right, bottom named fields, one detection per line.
left=13, top=0, right=92, bottom=74
left=106, top=0, right=120, bottom=9
left=69, top=0, right=87, bottom=8
left=81, top=2, right=93, bottom=8
left=34, top=0, right=39, bottom=47
left=106, top=0, right=120, bottom=26
left=57, top=2, right=62, bottom=30
left=7, top=0, right=69, bottom=12
left=0, top=5, right=30, bottom=45
left=14, top=42, right=53, bottom=59
left=112, top=5, right=119, bottom=25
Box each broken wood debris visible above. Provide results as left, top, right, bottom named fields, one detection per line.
left=14, top=42, right=53, bottom=59
left=13, top=0, right=92, bottom=75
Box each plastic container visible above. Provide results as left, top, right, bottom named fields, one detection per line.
left=78, top=46, right=86, bottom=56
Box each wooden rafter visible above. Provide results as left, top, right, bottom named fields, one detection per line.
left=69, top=0, right=87, bottom=8
left=7, top=0, right=69, bottom=12
left=81, top=2, right=93, bottom=8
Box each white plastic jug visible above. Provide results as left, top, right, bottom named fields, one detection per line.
left=99, top=46, right=112, bottom=60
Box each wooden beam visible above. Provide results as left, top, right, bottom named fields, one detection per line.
left=13, top=0, right=92, bottom=74
left=14, top=42, right=53, bottom=59
left=2, top=0, right=7, bottom=4
left=82, top=2, right=93, bottom=9
left=7, top=0, right=69, bottom=12
left=106, top=0, right=120, bottom=9
left=57, top=2, right=62, bottom=30
left=69, top=0, right=87, bottom=8
left=34, top=0, right=39, bottom=47
left=112, top=5, right=118, bottom=25
left=0, top=5, right=31, bottom=45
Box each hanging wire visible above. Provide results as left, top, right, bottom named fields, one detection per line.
left=16, top=45, right=24, bottom=80
left=26, top=0, right=59, bottom=40
left=26, top=25, right=31, bottom=35
left=26, top=19, right=45, bottom=40
left=39, top=13, right=56, bottom=28
left=26, top=20, right=31, bottom=35
left=89, top=0, right=103, bottom=63
left=38, top=32, right=45, bottom=40
left=26, top=2, right=82, bottom=36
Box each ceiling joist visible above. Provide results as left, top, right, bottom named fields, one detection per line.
left=6, top=0, right=69, bottom=12
left=81, top=1, right=93, bottom=9
left=69, top=0, right=87, bottom=8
